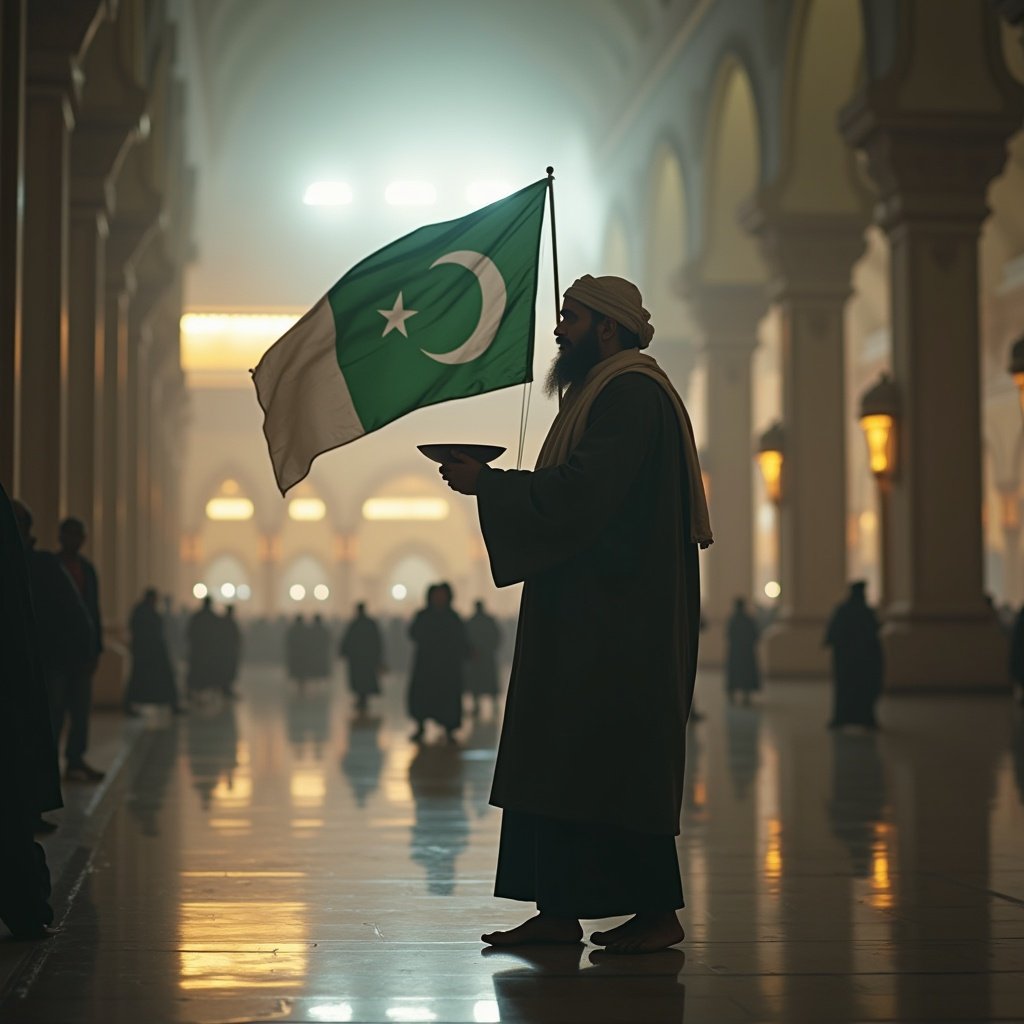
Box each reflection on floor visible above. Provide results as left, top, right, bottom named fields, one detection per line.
left=2, top=665, right=1023, bottom=1022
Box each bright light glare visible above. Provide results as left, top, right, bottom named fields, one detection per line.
left=289, top=497, right=326, bottom=522
left=220, top=583, right=236, bottom=599
left=289, top=584, right=307, bottom=601
left=303, top=181, right=353, bottom=206
left=237, top=584, right=252, bottom=600
left=466, top=181, right=512, bottom=207
left=192, top=583, right=208, bottom=599
left=472, top=1001, right=500, bottom=1023
left=205, top=497, right=254, bottom=521
left=313, top=584, right=330, bottom=601
left=385, top=1009, right=437, bottom=1023
left=765, top=581, right=781, bottom=599
left=362, top=498, right=449, bottom=521
left=309, top=1004, right=354, bottom=1022
left=391, top=584, right=408, bottom=600
left=385, top=180, right=436, bottom=206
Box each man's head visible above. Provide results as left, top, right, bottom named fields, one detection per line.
left=850, top=580, right=867, bottom=602
left=356, top=602, right=366, bottom=616
left=474, top=599, right=484, bottom=613
left=12, top=499, right=35, bottom=549
left=202, top=595, right=212, bottom=609
left=144, top=587, right=158, bottom=606
left=58, top=516, right=86, bottom=555
left=546, top=275, right=653, bottom=397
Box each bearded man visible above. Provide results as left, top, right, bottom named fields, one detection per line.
left=440, top=274, right=711, bottom=954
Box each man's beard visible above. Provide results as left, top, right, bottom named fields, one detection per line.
left=543, top=325, right=601, bottom=398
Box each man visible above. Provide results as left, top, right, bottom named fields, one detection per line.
left=725, top=597, right=761, bottom=706
left=186, top=596, right=221, bottom=700
left=440, top=275, right=711, bottom=954
left=824, top=581, right=884, bottom=729
left=340, top=602, right=384, bottom=714
left=465, top=599, right=502, bottom=717
left=124, top=588, right=182, bottom=714
left=52, top=517, right=105, bottom=781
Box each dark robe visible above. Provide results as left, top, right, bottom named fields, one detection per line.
left=307, top=618, right=332, bottom=679
left=186, top=605, right=221, bottom=693
left=124, top=599, right=178, bottom=706
left=407, top=606, right=468, bottom=729
left=824, top=594, right=884, bottom=727
left=476, top=373, right=700, bottom=840
left=726, top=608, right=761, bottom=695
left=465, top=609, right=502, bottom=697
left=340, top=614, right=383, bottom=697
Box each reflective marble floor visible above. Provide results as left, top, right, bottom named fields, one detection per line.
left=2, top=666, right=1023, bottom=1023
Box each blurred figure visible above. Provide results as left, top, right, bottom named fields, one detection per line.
left=465, top=599, right=501, bottom=717
left=340, top=602, right=383, bottom=714
left=53, top=516, right=105, bottom=781
left=307, top=613, right=332, bottom=681
left=285, top=614, right=312, bottom=690
left=824, top=581, right=883, bottom=729
left=407, top=583, right=468, bottom=743
left=407, top=742, right=469, bottom=894
left=725, top=597, right=761, bottom=707
left=341, top=714, right=384, bottom=807
left=218, top=604, right=242, bottom=699
left=124, top=588, right=181, bottom=714
left=1, top=485, right=61, bottom=937
left=186, top=596, right=221, bottom=701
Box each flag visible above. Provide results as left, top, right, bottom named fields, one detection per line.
left=253, top=178, right=548, bottom=493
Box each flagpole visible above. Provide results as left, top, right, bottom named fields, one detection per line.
left=546, top=166, right=561, bottom=323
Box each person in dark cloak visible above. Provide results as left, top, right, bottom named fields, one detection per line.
left=465, top=599, right=502, bottom=717
left=186, top=596, right=221, bottom=699
left=124, top=588, right=181, bottom=714
left=1, top=486, right=62, bottom=937
left=307, top=614, right=332, bottom=680
left=340, top=602, right=383, bottom=714
left=1009, top=603, right=1024, bottom=706
left=218, top=604, right=242, bottom=699
left=824, top=581, right=884, bottom=729
left=439, top=274, right=711, bottom=954
left=725, top=597, right=761, bottom=706
left=285, top=614, right=311, bottom=689
left=407, top=583, right=469, bottom=743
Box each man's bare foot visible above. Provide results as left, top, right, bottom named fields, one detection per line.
left=481, top=913, right=583, bottom=947
left=590, top=912, right=684, bottom=954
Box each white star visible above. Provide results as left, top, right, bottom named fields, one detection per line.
left=377, top=292, right=419, bottom=338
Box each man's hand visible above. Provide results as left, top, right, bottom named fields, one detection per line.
left=439, top=450, right=484, bottom=495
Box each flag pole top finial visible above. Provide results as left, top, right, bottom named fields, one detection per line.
left=546, top=166, right=554, bottom=177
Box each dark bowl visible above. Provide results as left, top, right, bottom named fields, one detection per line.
left=417, top=444, right=507, bottom=465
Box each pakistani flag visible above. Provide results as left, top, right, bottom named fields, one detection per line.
left=253, top=178, right=548, bottom=493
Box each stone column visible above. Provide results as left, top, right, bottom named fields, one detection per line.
left=683, top=281, right=767, bottom=667
left=0, top=0, right=25, bottom=488
left=743, top=209, right=867, bottom=677
left=841, top=2, right=1024, bottom=690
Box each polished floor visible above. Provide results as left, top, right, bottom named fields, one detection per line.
left=2, top=665, right=1023, bottom=1023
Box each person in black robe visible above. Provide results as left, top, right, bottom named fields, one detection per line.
left=407, top=583, right=468, bottom=743
left=307, top=614, right=332, bottom=680
left=186, top=596, right=221, bottom=699
left=824, top=581, right=884, bottom=729
left=725, top=597, right=761, bottom=706
left=217, top=604, right=242, bottom=699
left=465, top=599, right=502, bottom=717
left=439, top=274, right=711, bottom=954
left=124, top=588, right=181, bottom=713
left=1, top=486, right=62, bottom=937
left=340, top=602, right=383, bottom=713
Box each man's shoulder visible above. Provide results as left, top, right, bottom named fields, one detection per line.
left=592, top=370, right=674, bottom=421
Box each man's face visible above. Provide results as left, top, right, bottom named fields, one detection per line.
left=545, top=298, right=603, bottom=396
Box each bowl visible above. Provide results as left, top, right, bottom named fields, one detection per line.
left=417, top=444, right=507, bottom=464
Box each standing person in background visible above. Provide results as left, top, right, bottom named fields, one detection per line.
left=308, top=614, right=332, bottom=681
left=53, top=517, right=105, bottom=781
left=407, top=583, right=468, bottom=743
left=725, top=597, right=761, bottom=707
left=219, top=605, right=242, bottom=699
left=285, top=615, right=311, bottom=690
left=187, top=596, right=221, bottom=701
left=124, top=588, right=182, bottom=715
left=824, top=582, right=884, bottom=729
left=465, top=599, right=502, bottom=717
left=340, top=603, right=384, bottom=714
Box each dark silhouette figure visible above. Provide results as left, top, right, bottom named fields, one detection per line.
left=1, top=485, right=61, bottom=937
left=124, top=588, right=181, bottom=713
left=186, top=596, right=222, bottom=699
left=824, top=582, right=883, bottom=729
left=217, top=605, right=242, bottom=698
left=407, top=583, right=468, bottom=742
left=307, top=614, right=332, bottom=680
left=52, top=516, right=105, bottom=781
left=285, top=615, right=312, bottom=688
left=340, top=603, right=383, bottom=713
left=341, top=714, right=385, bottom=807
left=1008, top=604, right=1024, bottom=706
left=725, top=597, right=761, bottom=706
left=12, top=502, right=97, bottom=783
left=465, top=599, right=502, bottom=716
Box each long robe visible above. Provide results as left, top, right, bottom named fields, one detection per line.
left=340, top=614, right=383, bottom=697
left=726, top=609, right=761, bottom=695
left=125, top=600, right=178, bottom=706
left=476, top=373, right=700, bottom=837
left=465, top=610, right=502, bottom=696
left=824, top=595, right=883, bottom=726
left=407, top=607, right=468, bottom=729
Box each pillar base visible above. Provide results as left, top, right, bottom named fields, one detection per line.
left=881, top=614, right=1011, bottom=692
left=761, top=617, right=830, bottom=679
left=93, top=632, right=128, bottom=708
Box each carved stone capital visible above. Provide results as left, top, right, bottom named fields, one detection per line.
left=676, top=269, right=767, bottom=351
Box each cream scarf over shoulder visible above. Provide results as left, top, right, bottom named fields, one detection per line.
left=535, top=350, right=713, bottom=548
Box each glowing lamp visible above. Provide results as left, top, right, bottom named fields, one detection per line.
left=288, top=497, right=326, bottom=521
left=755, top=422, right=785, bottom=505
left=858, top=373, right=900, bottom=480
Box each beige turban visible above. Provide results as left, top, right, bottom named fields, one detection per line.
left=564, top=274, right=655, bottom=349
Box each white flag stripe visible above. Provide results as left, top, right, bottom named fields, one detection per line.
left=253, top=298, right=365, bottom=492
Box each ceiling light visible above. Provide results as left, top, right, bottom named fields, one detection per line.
left=303, top=181, right=353, bottom=206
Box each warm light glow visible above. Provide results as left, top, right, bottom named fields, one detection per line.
left=860, top=413, right=895, bottom=476
left=1014, top=371, right=1024, bottom=420
left=181, top=312, right=301, bottom=387
left=309, top=1004, right=354, bottom=1022
left=220, top=583, right=236, bottom=599
left=1001, top=490, right=1021, bottom=531
left=181, top=871, right=306, bottom=879
left=206, top=497, right=255, bottom=521
left=692, top=780, right=706, bottom=808
left=303, top=180, right=353, bottom=206
left=237, top=584, right=252, bottom=600
left=756, top=449, right=783, bottom=504
left=391, top=584, right=408, bottom=600
left=472, top=1004, right=500, bottom=1024
left=289, top=584, right=307, bottom=601
left=211, top=775, right=252, bottom=810
left=385, top=180, right=436, bottom=206
left=466, top=181, right=511, bottom=207
left=362, top=498, right=449, bottom=521
left=313, top=584, right=330, bottom=601
left=289, top=498, right=327, bottom=522
left=290, top=769, right=326, bottom=807
left=870, top=822, right=893, bottom=910
left=859, top=510, right=877, bottom=533
left=763, top=818, right=782, bottom=888
left=764, top=581, right=781, bottom=599
left=192, top=583, right=208, bottom=599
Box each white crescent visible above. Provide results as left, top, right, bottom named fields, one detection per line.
left=420, top=250, right=507, bottom=365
